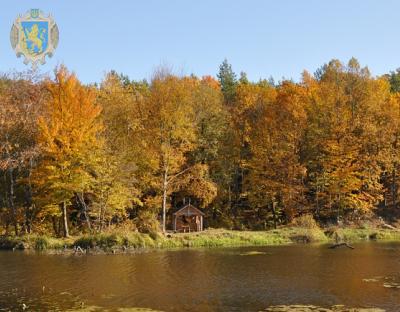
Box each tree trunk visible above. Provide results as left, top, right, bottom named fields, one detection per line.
left=315, top=185, right=320, bottom=217
left=61, top=201, right=69, bottom=237
left=77, top=193, right=91, bottom=231
left=228, top=185, right=232, bottom=212
left=24, top=206, right=32, bottom=234
left=162, top=170, right=168, bottom=233
left=52, top=216, right=59, bottom=236
left=233, top=166, right=240, bottom=217
left=8, top=168, right=18, bottom=236
left=99, top=207, right=104, bottom=232
left=392, top=168, right=397, bottom=210
left=271, top=201, right=277, bottom=229
left=24, top=158, right=34, bottom=234
left=23, top=185, right=33, bottom=234
left=5, top=222, right=9, bottom=236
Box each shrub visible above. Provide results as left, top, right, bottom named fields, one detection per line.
left=34, top=236, right=49, bottom=250
left=135, top=211, right=161, bottom=234
left=291, top=214, right=319, bottom=229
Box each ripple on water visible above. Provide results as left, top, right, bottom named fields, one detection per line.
left=0, top=244, right=400, bottom=311
left=264, top=305, right=385, bottom=312
left=363, top=275, right=400, bottom=289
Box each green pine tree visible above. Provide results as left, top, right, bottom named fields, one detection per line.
left=217, top=58, right=237, bottom=104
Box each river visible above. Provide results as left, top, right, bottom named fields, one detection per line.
left=0, top=243, right=399, bottom=311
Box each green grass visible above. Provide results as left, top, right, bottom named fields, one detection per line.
left=332, top=228, right=400, bottom=242
left=1, top=226, right=400, bottom=252
left=0, top=234, right=69, bottom=250
left=65, top=305, right=162, bottom=312
left=75, top=232, right=157, bottom=249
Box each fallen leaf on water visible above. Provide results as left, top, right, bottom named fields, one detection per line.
left=383, top=282, right=400, bottom=289
left=239, top=251, right=268, bottom=256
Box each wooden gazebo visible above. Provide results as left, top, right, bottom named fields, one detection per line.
left=173, top=204, right=204, bottom=232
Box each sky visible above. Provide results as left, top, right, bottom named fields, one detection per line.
left=1, top=0, right=400, bottom=84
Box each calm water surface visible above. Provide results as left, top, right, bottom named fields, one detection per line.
left=0, top=243, right=399, bottom=311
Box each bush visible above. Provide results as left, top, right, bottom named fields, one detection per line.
left=0, top=236, right=20, bottom=249
left=148, top=230, right=163, bottom=241
left=135, top=211, right=161, bottom=234
left=291, top=214, right=319, bottom=229
left=74, top=233, right=123, bottom=249
left=34, top=236, right=49, bottom=250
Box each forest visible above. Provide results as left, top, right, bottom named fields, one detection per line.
left=2, top=58, right=400, bottom=238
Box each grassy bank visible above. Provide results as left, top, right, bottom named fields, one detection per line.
left=333, top=227, right=400, bottom=242
left=1, top=224, right=400, bottom=252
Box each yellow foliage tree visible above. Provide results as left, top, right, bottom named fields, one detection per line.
left=32, top=66, right=103, bottom=237
left=303, top=59, right=393, bottom=218
left=247, top=81, right=307, bottom=226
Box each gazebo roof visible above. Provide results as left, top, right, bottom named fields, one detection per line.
left=173, top=204, right=205, bottom=216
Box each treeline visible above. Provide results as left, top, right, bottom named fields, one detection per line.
left=1, top=58, right=400, bottom=237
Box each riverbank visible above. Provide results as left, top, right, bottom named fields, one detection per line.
left=1, top=225, right=400, bottom=253
left=264, top=305, right=385, bottom=311
left=64, top=304, right=385, bottom=312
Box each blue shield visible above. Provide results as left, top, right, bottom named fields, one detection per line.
left=21, top=21, right=48, bottom=55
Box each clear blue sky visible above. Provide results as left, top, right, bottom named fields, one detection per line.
left=1, top=0, right=399, bottom=83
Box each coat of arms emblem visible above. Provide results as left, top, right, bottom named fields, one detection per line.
left=10, top=9, right=59, bottom=68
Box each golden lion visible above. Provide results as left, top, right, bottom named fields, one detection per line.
left=23, top=24, right=46, bottom=54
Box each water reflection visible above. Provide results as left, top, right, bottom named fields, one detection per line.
left=0, top=243, right=399, bottom=311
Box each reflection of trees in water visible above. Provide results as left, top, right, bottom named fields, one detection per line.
left=1, top=244, right=400, bottom=310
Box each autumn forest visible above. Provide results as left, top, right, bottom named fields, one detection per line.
left=2, top=58, right=400, bottom=238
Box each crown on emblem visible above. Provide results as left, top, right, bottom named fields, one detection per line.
left=30, top=9, right=40, bottom=18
